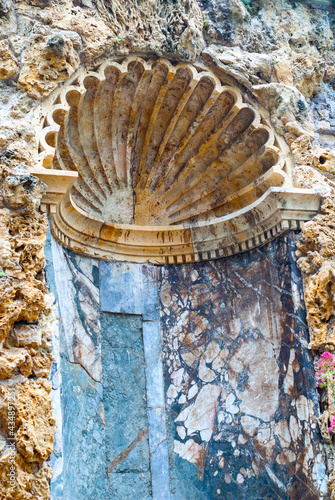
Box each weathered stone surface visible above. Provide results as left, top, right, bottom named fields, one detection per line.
left=297, top=197, right=335, bottom=348
left=0, top=347, right=32, bottom=379
left=31, top=0, right=203, bottom=62
left=0, top=40, right=18, bottom=80
left=18, top=28, right=81, bottom=99
left=0, top=0, right=17, bottom=36
left=2, top=170, right=46, bottom=213
left=31, top=350, right=53, bottom=377
left=203, top=0, right=333, bottom=94
left=0, top=190, right=48, bottom=341
left=0, top=450, right=53, bottom=500
left=12, top=324, right=41, bottom=348
left=314, top=146, right=335, bottom=173
left=0, top=379, right=56, bottom=462
left=253, top=82, right=313, bottom=139
left=0, top=166, right=54, bottom=499
left=161, top=232, right=327, bottom=498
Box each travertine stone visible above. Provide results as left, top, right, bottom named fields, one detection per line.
left=12, top=324, right=42, bottom=348
left=0, top=450, right=53, bottom=500
left=23, top=0, right=203, bottom=63
left=297, top=197, right=335, bottom=349
left=0, top=40, right=18, bottom=80
left=0, top=166, right=55, bottom=499
left=18, top=30, right=81, bottom=99
left=31, top=351, right=54, bottom=378
left=0, top=380, right=56, bottom=462
left=314, top=147, right=335, bottom=173
left=0, top=347, right=32, bottom=379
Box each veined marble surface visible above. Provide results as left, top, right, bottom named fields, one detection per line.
left=160, top=232, right=327, bottom=499
left=47, top=241, right=170, bottom=499
left=46, top=230, right=326, bottom=499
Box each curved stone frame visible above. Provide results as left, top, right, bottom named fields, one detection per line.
left=32, top=55, right=320, bottom=264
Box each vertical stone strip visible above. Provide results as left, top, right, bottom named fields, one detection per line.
left=143, top=321, right=171, bottom=500
left=102, top=313, right=151, bottom=498
left=100, top=261, right=171, bottom=499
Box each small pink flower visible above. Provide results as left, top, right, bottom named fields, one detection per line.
left=329, top=416, right=335, bottom=434
left=321, top=352, right=334, bottom=360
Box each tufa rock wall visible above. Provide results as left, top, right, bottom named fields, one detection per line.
left=0, top=161, right=56, bottom=499
left=0, top=0, right=335, bottom=498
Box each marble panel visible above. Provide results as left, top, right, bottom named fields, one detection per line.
left=100, top=261, right=159, bottom=321
left=50, top=238, right=102, bottom=381
left=57, top=357, right=108, bottom=500
left=101, top=313, right=151, bottom=497
left=160, top=232, right=328, bottom=499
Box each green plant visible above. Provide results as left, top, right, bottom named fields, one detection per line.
left=204, top=20, right=211, bottom=32
left=241, top=0, right=252, bottom=10
left=0, top=271, right=10, bottom=279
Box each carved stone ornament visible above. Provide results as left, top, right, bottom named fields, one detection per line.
left=33, top=56, right=320, bottom=264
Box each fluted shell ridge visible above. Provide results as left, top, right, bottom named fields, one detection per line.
left=39, top=57, right=288, bottom=227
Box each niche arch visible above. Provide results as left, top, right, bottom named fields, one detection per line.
left=34, top=56, right=319, bottom=264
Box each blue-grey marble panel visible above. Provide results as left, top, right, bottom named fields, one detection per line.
left=58, top=357, right=108, bottom=500
left=147, top=407, right=171, bottom=500
left=99, top=261, right=159, bottom=320
left=108, top=471, right=152, bottom=500
left=101, top=313, right=151, bottom=497
left=143, top=321, right=165, bottom=409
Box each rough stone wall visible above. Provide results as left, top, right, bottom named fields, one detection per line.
left=1, top=0, right=335, bottom=498
left=0, top=163, right=56, bottom=498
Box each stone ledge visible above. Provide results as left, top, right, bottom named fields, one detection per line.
left=43, top=186, right=321, bottom=264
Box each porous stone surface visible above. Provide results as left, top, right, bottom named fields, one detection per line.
left=1, top=0, right=335, bottom=498
left=297, top=196, right=335, bottom=349
left=0, top=163, right=56, bottom=499
left=0, top=40, right=18, bottom=80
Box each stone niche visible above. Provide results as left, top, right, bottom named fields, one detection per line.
left=38, top=56, right=326, bottom=499
left=34, top=56, right=320, bottom=264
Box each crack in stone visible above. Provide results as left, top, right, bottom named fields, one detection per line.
left=107, top=426, right=149, bottom=475
left=149, top=437, right=167, bottom=456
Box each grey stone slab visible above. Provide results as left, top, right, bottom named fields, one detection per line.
left=150, top=440, right=171, bottom=500
left=57, top=358, right=108, bottom=500
left=147, top=407, right=171, bottom=500
left=101, top=313, right=150, bottom=474
left=147, top=407, right=169, bottom=453
left=141, top=265, right=160, bottom=321
left=143, top=321, right=165, bottom=408
left=99, top=261, right=159, bottom=320
left=100, top=261, right=144, bottom=315
left=108, top=472, right=152, bottom=500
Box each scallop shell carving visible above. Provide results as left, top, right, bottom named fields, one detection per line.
left=40, top=57, right=288, bottom=227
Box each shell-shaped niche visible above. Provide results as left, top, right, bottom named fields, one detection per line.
left=40, top=57, right=288, bottom=227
